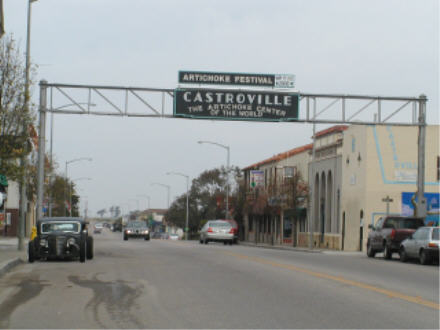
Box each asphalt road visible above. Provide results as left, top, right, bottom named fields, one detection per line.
left=0, top=229, right=438, bottom=329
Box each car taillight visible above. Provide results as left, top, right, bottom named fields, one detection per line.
left=390, top=229, right=396, bottom=239
left=428, top=243, right=439, bottom=248
left=229, top=228, right=234, bottom=234
left=207, top=228, right=213, bottom=233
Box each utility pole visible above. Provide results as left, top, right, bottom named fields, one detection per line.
left=382, top=195, right=394, bottom=216
left=308, top=97, right=316, bottom=250
left=19, top=0, right=37, bottom=251
left=415, top=94, right=427, bottom=218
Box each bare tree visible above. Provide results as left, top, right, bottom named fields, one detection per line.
left=0, top=35, right=36, bottom=181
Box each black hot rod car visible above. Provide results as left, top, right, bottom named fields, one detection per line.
left=28, top=217, right=94, bottom=263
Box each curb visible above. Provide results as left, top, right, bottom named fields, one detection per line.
left=239, top=242, right=323, bottom=253
left=0, top=257, right=25, bottom=278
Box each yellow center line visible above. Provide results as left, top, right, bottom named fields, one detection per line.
left=224, top=251, right=440, bottom=310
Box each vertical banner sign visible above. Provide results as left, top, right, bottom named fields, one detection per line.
left=250, top=170, right=265, bottom=188
left=174, top=88, right=299, bottom=122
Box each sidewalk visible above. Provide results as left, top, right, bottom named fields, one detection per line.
left=0, top=237, right=28, bottom=277
left=239, top=241, right=365, bottom=256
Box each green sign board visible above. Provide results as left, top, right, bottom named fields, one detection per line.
left=174, top=88, right=300, bottom=122
left=0, top=174, right=8, bottom=187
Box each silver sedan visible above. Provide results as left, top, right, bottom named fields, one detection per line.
left=399, top=226, right=439, bottom=265
left=199, top=220, right=234, bottom=245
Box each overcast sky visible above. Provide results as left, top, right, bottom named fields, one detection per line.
left=4, top=0, right=439, bottom=215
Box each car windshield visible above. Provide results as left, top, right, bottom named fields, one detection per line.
left=41, top=222, right=80, bottom=233
left=127, top=221, right=146, bottom=228
left=432, top=228, right=439, bottom=240
left=210, top=221, right=231, bottom=228
left=385, top=218, right=424, bottom=229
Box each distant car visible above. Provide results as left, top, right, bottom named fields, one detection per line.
left=367, top=216, right=425, bottom=259
left=161, top=233, right=170, bottom=240
left=169, top=234, right=179, bottom=241
left=123, top=221, right=150, bottom=241
left=93, top=224, right=103, bottom=234
left=200, top=220, right=234, bottom=245
left=152, top=232, right=162, bottom=239
left=28, top=217, right=93, bottom=263
left=112, top=222, right=122, bottom=232
left=400, top=226, right=439, bottom=265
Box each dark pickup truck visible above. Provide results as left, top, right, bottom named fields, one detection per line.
left=367, top=216, right=425, bottom=259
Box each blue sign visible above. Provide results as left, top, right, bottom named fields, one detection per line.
left=402, top=192, right=439, bottom=225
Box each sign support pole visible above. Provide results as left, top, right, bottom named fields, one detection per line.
left=415, top=94, right=427, bottom=218
left=36, top=81, right=48, bottom=222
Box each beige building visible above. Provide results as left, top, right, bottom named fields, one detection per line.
left=241, top=124, right=440, bottom=251
left=341, top=125, right=439, bottom=251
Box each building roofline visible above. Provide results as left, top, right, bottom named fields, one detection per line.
left=314, top=125, right=348, bottom=138
left=243, top=125, right=349, bottom=171
left=243, top=143, right=313, bottom=170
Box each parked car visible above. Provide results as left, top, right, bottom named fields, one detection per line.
left=367, top=216, right=425, bottom=259
left=123, top=220, right=150, bottom=241
left=161, top=233, right=170, bottom=240
left=28, top=217, right=93, bottom=263
left=399, top=226, right=439, bottom=265
left=199, top=220, right=234, bottom=245
left=169, top=233, right=179, bottom=241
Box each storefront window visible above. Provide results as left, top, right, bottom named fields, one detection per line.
left=283, top=217, right=292, bottom=238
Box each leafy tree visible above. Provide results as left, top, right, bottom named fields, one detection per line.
left=0, top=35, right=36, bottom=182
left=166, top=166, right=242, bottom=234
left=45, top=174, right=79, bottom=216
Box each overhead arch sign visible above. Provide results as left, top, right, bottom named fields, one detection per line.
left=173, top=88, right=300, bottom=122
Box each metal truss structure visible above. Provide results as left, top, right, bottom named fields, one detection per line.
left=36, top=81, right=428, bottom=223
left=43, top=81, right=424, bottom=126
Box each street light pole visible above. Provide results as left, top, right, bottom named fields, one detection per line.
left=151, top=183, right=171, bottom=209
left=64, top=157, right=92, bottom=216
left=167, top=172, right=190, bottom=240
left=136, top=194, right=151, bottom=210
left=48, top=103, right=95, bottom=218
left=70, top=177, right=91, bottom=217
left=198, top=141, right=230, bottom=219
left=18, top=0, right=38, bottom=251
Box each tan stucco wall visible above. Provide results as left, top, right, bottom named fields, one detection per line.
left=341, top=125, right=439, bottom=251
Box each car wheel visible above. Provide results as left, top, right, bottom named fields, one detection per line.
left=229, top=240, right=233, bottom=246
left=399, top=247, right=408, bottom=262
left=419, top=249, right=430, bottom=265
left=383, top=243, right=392, bottom=259
left=199, top=239, right=203, bottom=244
left=204, top=239, right=208, bottom=244
left=28, top=241, right=35, bottom=263
left=123, top=234, right=128, bottom=241
left=79, top=240, right=86, bottom=263
left=86, top=236, right=94, bottom=260
left=223, top=241, right=227, bottom=245
left=367, top=242, right=376, bottom=258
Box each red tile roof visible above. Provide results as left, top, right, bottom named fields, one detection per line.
left=314, top=125, right=348, bottom=138
left=243, top=144, right=313, bottom=170
left=243, top=125, right=349, bottom=171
